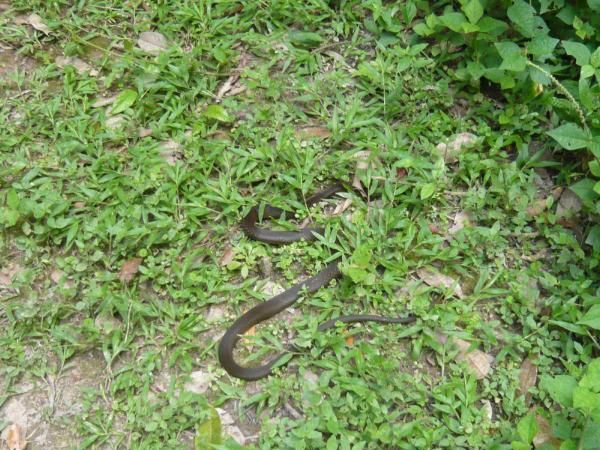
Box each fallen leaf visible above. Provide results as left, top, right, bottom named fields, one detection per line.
left=519, top=357, right=538, bottom=405
left=428, top=223, right=442, bottom=234
left=417, top=267, right=464, bottom=298
left=526, top=198, right=548, bottom=217
left=55, top=56, right=98, bottom=76
left=354, top=150, right=372, bottom=171
left=50, top=270, right=64, bottom=284
left=206, top=305, right=225, bottom=322
left=216, top=49, right=250, bottom=100
left=0, top=272, right=11, bottom=287
left=137, top=31, right=168, bottom=54
left=94, top=313, right=122, bottom=335
left=294, top=126, right=332, bottom=140
left=105, top=115, right=125, bottom=130
left=481, top=400, right=493, bottom=421
left=452, top=337, right=492, bottom=379
left=0, top=264, right=23, bottom=287
left=447, top=211, right=471, bottom=236
left=91, top=94, right=118, bottom=108
left=2, top=423, right=27, bottom=450
left=119, top=258, right=142, bottom=283
left=159, top=140, right=183, bottom=165
left=138, top=128, right=153, bottom=138
left=261, top=281, right=284, bottom=297
left=332, top=197, right=353, bottom=215
left=207, top=130, right=230, bottom=141
left=396, top=167, right=407, bottom=179
left=556, top=188, right=582, bottom=219
left=436, top=132, right=478, bottom=163
left=345, top=335, right=354, bottom=346
left=216, top=408, right=246, bottom=445
left=184, top=371, right=214, bottom=394
left=219, top=247, right=234, bottom=267
left=533, top=414, right=560, bottom=449
left=27, top=13, right=51, bottom=34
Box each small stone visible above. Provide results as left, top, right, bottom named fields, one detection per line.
left=184, top=371, right=214, bottom=394
left=206, top=305, right=225, bottom=323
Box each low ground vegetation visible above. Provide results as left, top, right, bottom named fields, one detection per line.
left=1, top=1, right=599, bottom=449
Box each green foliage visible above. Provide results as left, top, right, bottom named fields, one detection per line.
left=409, top=0, right=600, bottom=238
left=1, top=0, right=600, bottom=448
left=536, top=359, right=600, bottom=450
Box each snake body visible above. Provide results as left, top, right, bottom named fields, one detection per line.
left=217, top=183, right=415, bottom=380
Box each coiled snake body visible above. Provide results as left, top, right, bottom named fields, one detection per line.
left=218, top=183, right=415, bottom=380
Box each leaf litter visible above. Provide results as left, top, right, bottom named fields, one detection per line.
left=137, top=31, right=168, bottom=54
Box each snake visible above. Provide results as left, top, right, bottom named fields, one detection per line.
left=217, top=182, right=416, bottom=380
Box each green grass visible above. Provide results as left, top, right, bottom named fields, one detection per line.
left=1, top=1, right=599, bottom=449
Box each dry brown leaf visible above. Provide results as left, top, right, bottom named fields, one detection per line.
left=216, top=408, right=247, bottom=446
left=354, top=150, right=371, bottom=171
left=452, top=337, right=492, bottom=380
left=184, top=371, right=214, bottom=394
left=137, top=31, right=168, bottom=55
left=556, top=188, right=582, bottom=219
left=138, top=128, right=153, bottom=138
left=91, top=94, right=118, bottom=108
left=533, top=414, right=560, bottom=449
left=417, top=268, right=464, bottom=298
left=219, top=247, right=234, bottom=267
left=331, top=152, right=369, bottom=216
left=2, top=423, right=27, bottom=450
left=105, top=115, right=125, bottom=130
left=448, top=211, right=471, bottom=236
left=0, top=264, right=22, bottom=287
left=345, top=335, right=354, bottom=346
left=519, top=357, right=538, bottom=405
left=295, top=127, right=332, bottom=140
left=27, top=13, right=51, bottom=34
left=50, top=270, right=74, bottom=289
left=428, top=223, right=442, bottom=234
left=396, top=167, right=407, bottom=179
left=436, top=132, right=478, bottom=163
left=0, top=272, right=11, bottom=287
left=216, top=50, right=250, bottom=100
left=55, top=56, right=98, bottom=76
left=481, top=400, right=493, bottom=421
left=526, top=198, right=547, bottom=217
left=50, top=270, right=64, bottom=284
left=119, top=258, right=142, bottom=283
left=207, top=130, right=231, bottom=141
left=332, top=197, right=353, bottom=215
left=159, top=140, right=183, bottom=166
left=261, top=281, right=283, bottom=297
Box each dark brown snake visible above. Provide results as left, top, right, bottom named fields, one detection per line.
left=218, top=183, right=416, bottom=380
